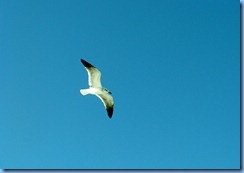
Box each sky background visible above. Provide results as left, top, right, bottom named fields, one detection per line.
left=0, top=0, right=240, bottom=170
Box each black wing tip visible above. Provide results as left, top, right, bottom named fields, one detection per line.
left=80, top=59, right=94, bottom=68
left=107, top=108, right=113, bottom=118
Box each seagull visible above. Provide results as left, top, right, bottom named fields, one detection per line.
left=80, top=59, right=114, bottom=118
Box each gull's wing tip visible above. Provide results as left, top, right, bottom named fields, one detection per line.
left=107, top=108, right=113, bottom=119
left=80, top=59, right=94, bottom=68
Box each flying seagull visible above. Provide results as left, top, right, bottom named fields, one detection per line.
left=80, top=59, right=114, bottom=118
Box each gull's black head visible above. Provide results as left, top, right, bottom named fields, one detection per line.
left=103, top=88, right=112, bottom=94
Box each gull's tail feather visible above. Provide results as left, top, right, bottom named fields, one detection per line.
left=80, top=89, right=90, bottom=95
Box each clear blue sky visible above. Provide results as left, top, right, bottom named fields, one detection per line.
left=0, top=0, right=240, bottom=169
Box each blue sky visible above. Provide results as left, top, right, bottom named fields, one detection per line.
left=0, top=0, right=240, bottom=169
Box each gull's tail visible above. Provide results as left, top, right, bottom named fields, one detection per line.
left=80, top=89, right=90, bottom=95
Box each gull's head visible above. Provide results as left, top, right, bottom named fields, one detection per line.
left=104, top=88, right=112, bottom=94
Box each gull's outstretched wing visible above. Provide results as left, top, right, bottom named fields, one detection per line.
left=80, top=59, right=102, bottom=88
left=96, top=92, right=114, bottom=118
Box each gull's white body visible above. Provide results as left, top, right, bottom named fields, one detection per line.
left=80, top=59, right=114, bottom=118
left=80, top=87, right=100, bottom=95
